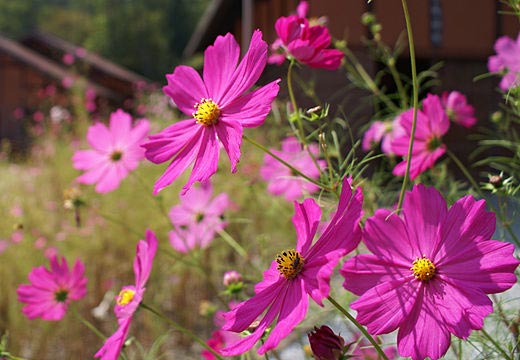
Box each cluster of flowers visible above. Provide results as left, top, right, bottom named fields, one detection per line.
left=15, top=2, right=520, bottom=360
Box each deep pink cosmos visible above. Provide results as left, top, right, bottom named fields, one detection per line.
left=260, top=136, right=325, bottom=201
left=17, top=255, right=87, bottom=321
left=72, top=109, right=150, bottom=193
left=95, top=230, right=158, bottom=360
left=441, top=91, right=476, bottom=128
left=220, top=177, right=363, bottom=356
left=142, top=30, right=280, bottom=194
left=488, top=33, right=520, bottom=90
left=341, top=185, right=519, bottom=360
left=391, top=94, right=450, bottom=180
left=268, top=1, right=344, bottom=70
left=168, top=181, right=230, bottom=253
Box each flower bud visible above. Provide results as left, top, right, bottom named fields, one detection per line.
left=308, top=325, right=345, bottom=360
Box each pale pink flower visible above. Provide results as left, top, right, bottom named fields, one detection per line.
left=142, top=30, right=280, bottom=194
left=260, top=136, right=325, bottom=201
left=441, top=91, right=476, bottom=128
left=488, top=33, right=520, bottom=90
left=62, top=53, right=75, bottom=66
left=391, top=94, right=450, bottom=179
left=362, top=116, right=405, bottom=156
left=95, top=230, right=158, bottom=360
left=17, top=255, right=87, bottom=321
left=72, top=109, right=149, bottom=193
left=220, top=177, right=363, bottom=356
left=341, top=184, right=519, bottom=360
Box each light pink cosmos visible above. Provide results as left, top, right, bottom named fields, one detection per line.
left=268, top=1, right=344, bottom=70
left=441, top=91, right=476, bottom=128
left=391, top=94, right=450, bottom=180
left=488, top=33, right=520, bottom=90
left=260, top=136, right=325, bottom=201
left=95, top=230, right=158, bottom=360
left=142, top=30, right=280, bottom=194
left=362, top=116, right=405, bottom=155
left=168, top=181, right=229, bottom=253
left=341, top=184, right=519, bottom=360
left=17, top=255, right=87, bottom=321
left=220, top=177, right=363, bottom=356
left=72, top=109, right=149, bottom=193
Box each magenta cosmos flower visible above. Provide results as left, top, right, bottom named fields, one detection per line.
left=441, top=91, right=476, bottom=128
left=340, top=184, right=519, bottom=360
left=260, top=136, right=325, bottom=201
left=488, top=33, right=520, bottom=90
left=220, top=177, right=363, bottom=356
left=73, top=109, right=150, bottom=193
left=268, top=1, right=344, bottom=70
left=168, top=181, right=230, bottom=252
left=17, top=255, right=87, bottom=321
left=391, top=94, right=450, bottom=180
left=95, top=230, right=158, bottom=360
left=142, top=30, right=280, bottom=194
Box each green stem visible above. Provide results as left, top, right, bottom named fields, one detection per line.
left=243, top=134, right=334, bottom=193
left=327, top=296, right=389, bottom=360
left=481, top=328, right=513, bottom=360
left=131, top=170, right=171, bottom=226
left=140, top=303, right=225, bottom=360
left=396, top=0, right=419, bottom=213
left=287, top=59, right=307, bottom=145
left=218, top=229, right=248, bottom=258
left=72, top=308, right=106, bottom=340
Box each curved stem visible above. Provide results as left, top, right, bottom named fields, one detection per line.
left=140, top=303, right=225, bottom=360
left=287, top=59, right=307, bottom=145
left=327, top=296, right=389, bottom=360
left=396, top=0, right=419, bottom=213
left=217, top=229, right=247, bottom=258
left=481, top=328, right=513, bottom=360
left=72, top=308, right=106, bottom=340
left=243, top=134, right=334, bottom=193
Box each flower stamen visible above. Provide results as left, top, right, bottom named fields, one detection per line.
left=116, top=289, right=136, bottom=306
left=193, top=98, right=220, bottom=126
left=276, top=249, right=304, bottom=279
left=411, top=256, right=436, bottom=281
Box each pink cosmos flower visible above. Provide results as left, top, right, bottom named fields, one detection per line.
left=220, top=177, right=363, bottom=356
left=142, top=30, right=280, bottom=194
left=441, top=91, right=476, bottom=128
left=260, top=136, right=325, bottom=201
left=95, top=230, right=158, bottom=360
left=168, top=181, right=229, bottom=253
left=72, top=109, right=150, bottom=193
left=340, top=184, right=519, bottom=360
left=488, top=33, right=520, bottom=90
left=391, top=94, right=450, bottom=180
left=268, top=1, right=344, bottom=70
left=17, top=255, right=87, bottom=321
left=362, top=116, right=405, bottom=155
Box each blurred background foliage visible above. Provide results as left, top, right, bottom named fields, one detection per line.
left=0, top=0, right=210, bottom=80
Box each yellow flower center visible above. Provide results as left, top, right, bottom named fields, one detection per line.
left=276, top=249, right=304, bottom=279
left=411, top=256, right=436, bottom=281
left=116, top=289, right=136, bottom=306
left=193, top=98, right=220, bottom=126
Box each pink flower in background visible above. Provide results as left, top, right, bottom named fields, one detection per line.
left=362, top=116, right=405, bottom=155
left=341, top=185, right=519, bottom=360
left=0, top=240, right=9, bottom=254
left=268, top=1, right=344, bottom=70
left=72, top=109, right=150, bottom=193
left=349, top=334, right=398, bottom=359
left=17, top=255, right=87, bottom=321
left=220, top=177, right=363, bottom=356
left=202, top=331, right=226, bottom=360
left=62, top=53, right=75, bottom=66
left=260, top=137, right=325, bottom=201
left=142, top=30, right=280, bottom=194
left=168, top=181, right=229, bottom=252
left=441, top=91, right=476, bottom=128
left=391, top=94, right=450, bottom=180
left=95, top=230, right=158, bottom=360
left=488, top=33, right=520, bottom=90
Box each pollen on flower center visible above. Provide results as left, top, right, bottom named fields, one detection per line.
left=193, top=98, right=220, bottom=126
left=116, top=289, right=136, bottom=306
left=276, top=249, right=304, bottom=279
left=426, top=136, right=442, bottom=151
left=110, top=150, right=123, bottom=161
left=411, top=256, right=436, bottom=281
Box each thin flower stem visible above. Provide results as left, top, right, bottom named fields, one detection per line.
left=217, top=229, right=248, bottom=258
left=72, top=308, right=106, bottom=340
left=0, top=353, right=28, bottom=360
left=396, top=0, right=419, bottom=213
left=243, top=134, right=334, bottom=193
left=481, top=328, right=513, bottom=360
left=130, top=170, right=171, bottom=226
left=287, top=59, right=307, bottom=146
left=445, top=148, right=520, bottom=247
left=140, top=303, right=225, bottom=360
left=327, top=296, right=389, bottom=360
